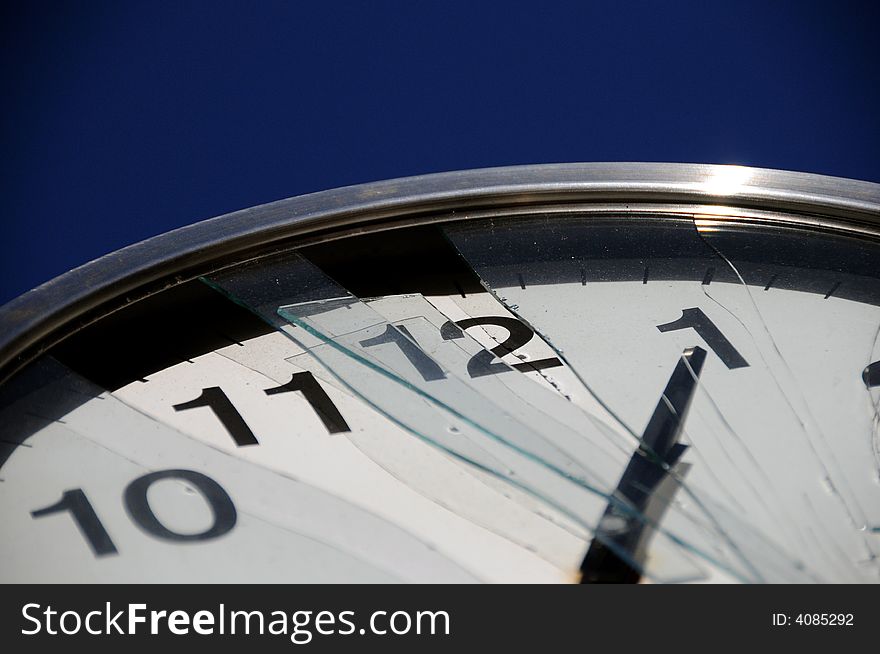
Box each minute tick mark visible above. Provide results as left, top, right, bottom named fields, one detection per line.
left=701, top=267, right=714, bottom=286
left=824, top=281, right=841, bottom=299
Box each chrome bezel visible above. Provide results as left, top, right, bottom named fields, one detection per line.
left=2, top=163, right=879, bottom=381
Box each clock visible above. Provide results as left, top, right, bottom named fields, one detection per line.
left=1, top=163, right=878, bottom=583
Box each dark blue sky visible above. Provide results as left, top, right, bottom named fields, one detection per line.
left=2, top=1, right=878, bottom=305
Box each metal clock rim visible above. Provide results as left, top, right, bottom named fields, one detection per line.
left=2, top=162, right=879, bottom=382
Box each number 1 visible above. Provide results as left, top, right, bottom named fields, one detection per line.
left=657, top=308, right=748, bottom=369
left=173, top=386, right=259, bottom=446
left=359, top=324, right=446, bottom=381
left=264, top=372, right=351, bottom=433
left=32, top=489, right=118, bottom=556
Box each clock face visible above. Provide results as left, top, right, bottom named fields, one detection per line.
left=1, top=165, right=879, bottom=583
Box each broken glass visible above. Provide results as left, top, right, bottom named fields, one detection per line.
left=445, top=213, right=880, bottom=582
left=206, top=247, right=819, bottom=582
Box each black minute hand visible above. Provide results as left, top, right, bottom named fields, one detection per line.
left=580, top=346, right=707, bottom=583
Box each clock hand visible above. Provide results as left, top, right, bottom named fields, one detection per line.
left=863, top=360, right=880, bottom=388
left=580, top=346, right=707, bottom=583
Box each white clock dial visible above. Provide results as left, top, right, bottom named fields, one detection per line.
left=0, top=359, right=480, bottom=583
left=445, top=216, right=880, bottom=582
left=1, top=164, right=878, bottom=584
